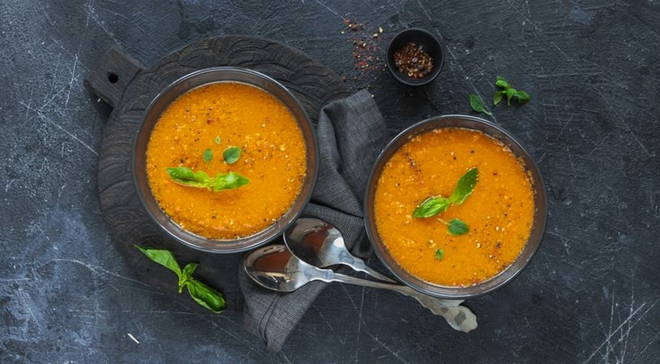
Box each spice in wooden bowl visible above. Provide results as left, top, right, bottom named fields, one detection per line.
left=393, top=42, right=434, bottom=79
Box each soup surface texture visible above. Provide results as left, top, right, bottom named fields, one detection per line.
left=146, top=82, right=306, bottom=239
left=374, top=128, right=535, bottom=286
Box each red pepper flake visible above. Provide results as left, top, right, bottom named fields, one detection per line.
left=393, top=42, right=434, bottom=78
left=340, top=18, right=388, bottom=80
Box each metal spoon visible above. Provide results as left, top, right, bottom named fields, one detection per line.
left=283, top=217, right=396, bottom=283
left=243, top=245, right=477, bottom=332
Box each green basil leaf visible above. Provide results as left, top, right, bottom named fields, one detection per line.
left=435, top=248, right=445, bottom=260
left=179, top=263, right=199, bottom=293
left=166, top=167, right=210, bottom=188
left=493, top=91, right=504, bottom=105
left=515, top=90, right=531, bottom=103
left=495, top=76, right=510, bottom=89
left=413, top=196, right=450, bottom=218
left=505, top=88, right=517, bottom=105
left=448, top=218, right=469, bottom=235
left=186, top=279, right=226, bottom=313
left=182, top=263, right=198, bottom=277
left=469, top=94, right=492, bottom=116
left=223, top=146, right=241, bottom=164
left=167, top=167, right=248, bottom=192
left=136, top=246, right=182, bottom=277
left=449, top=168, right=479, bottom=205
left=214, top=136, right=222, bottom=145
left=211, top=172, right=250, bottom=191
left=202, top=148, right=213, bottom=163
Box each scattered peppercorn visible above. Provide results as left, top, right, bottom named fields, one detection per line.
left=393, top=42, right=434, bottom=78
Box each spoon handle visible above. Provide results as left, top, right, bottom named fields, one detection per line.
left=327, top=273, right=477, bottom=332
left=340, top=256, right=397, bottom=283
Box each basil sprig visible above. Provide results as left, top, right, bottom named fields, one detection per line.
left=136, top=246, right=225, bottom=313
left=413, top=168, right=479, bottom=218
left=412, top=168, right=478, bottom=240
left=166, top=167, right=249, bottom=191
left=493, top=76, right=531, bottom=105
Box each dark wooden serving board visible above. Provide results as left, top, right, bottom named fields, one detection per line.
left=85, top=36, right=348, bottom=310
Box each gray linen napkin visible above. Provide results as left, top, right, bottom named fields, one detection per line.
left=239, top=90, right=388, bottom=351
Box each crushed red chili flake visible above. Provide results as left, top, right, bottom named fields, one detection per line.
left=393, top=42, right=434, bottom=78
left=341, top=18, right=386, bottom=79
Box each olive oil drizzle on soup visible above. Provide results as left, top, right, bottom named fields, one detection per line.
left=146, top=82, right=306, bottom=239
left=374, top=128, right=535, bottom=286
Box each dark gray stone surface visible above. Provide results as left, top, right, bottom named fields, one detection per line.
left=1, top=0, right=658, bottom=363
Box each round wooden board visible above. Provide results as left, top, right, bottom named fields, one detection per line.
left=88, top=36, right=348, bottom=310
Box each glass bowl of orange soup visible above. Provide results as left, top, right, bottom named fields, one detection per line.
left=133, top=67, right=318, bottom=253
left=364, top=115, right=546, bottom=298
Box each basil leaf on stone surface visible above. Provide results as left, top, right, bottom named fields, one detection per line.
left=468, top=94, right=492, bottom=116
left=135, top=247, right=225, bottom=313
left=186, top=279, right=226, bottom=313
left=494, top=76, right=531, bottom=106
left=515, top=90, right=531, bottom=104
left=495, top=76, right=510, bottom=89
left=136, top=246, right=182, bottom=276
left=493, top=91, right=504, bottom=105
left=179, top=263, right=199, bottom=293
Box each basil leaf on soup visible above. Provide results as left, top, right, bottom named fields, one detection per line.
left=202, top=148, right=213, bottom=163
left=435, top=248, right=445, bottom=260
left=136, top=246, right=182, bottom=277
left=166, top=167, right=210, bottom=188
left=448, top=218, right=469, bottom=235
left=413, top=196, right=450, bottom=218
left=166, top=167, right=249, bottom=192
left=211, top=172, right=250, bottom=191
left=223, top=146, right=241, bottom=164
left=449, top=168, right=479, bottom=205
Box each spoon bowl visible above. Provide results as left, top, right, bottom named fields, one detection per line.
left=284, top=218, right=395, bottom=283
left=243, top=245, right=322, bottom=292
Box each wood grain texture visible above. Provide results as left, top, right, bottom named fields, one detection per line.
left=93, top=36, right=348, bottom=310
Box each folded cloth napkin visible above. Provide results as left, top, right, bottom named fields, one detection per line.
left=239, top=90, right=388, bottom=351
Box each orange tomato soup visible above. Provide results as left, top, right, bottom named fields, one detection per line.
left=374, top=128, right=535, bottom=286
left=146, top=82, right=306, bottom=239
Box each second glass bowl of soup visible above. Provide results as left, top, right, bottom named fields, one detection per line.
left=364, top=115, right=547, bottom=299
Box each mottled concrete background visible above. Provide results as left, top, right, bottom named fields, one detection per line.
left=1, top=0, right=659, bottom=363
